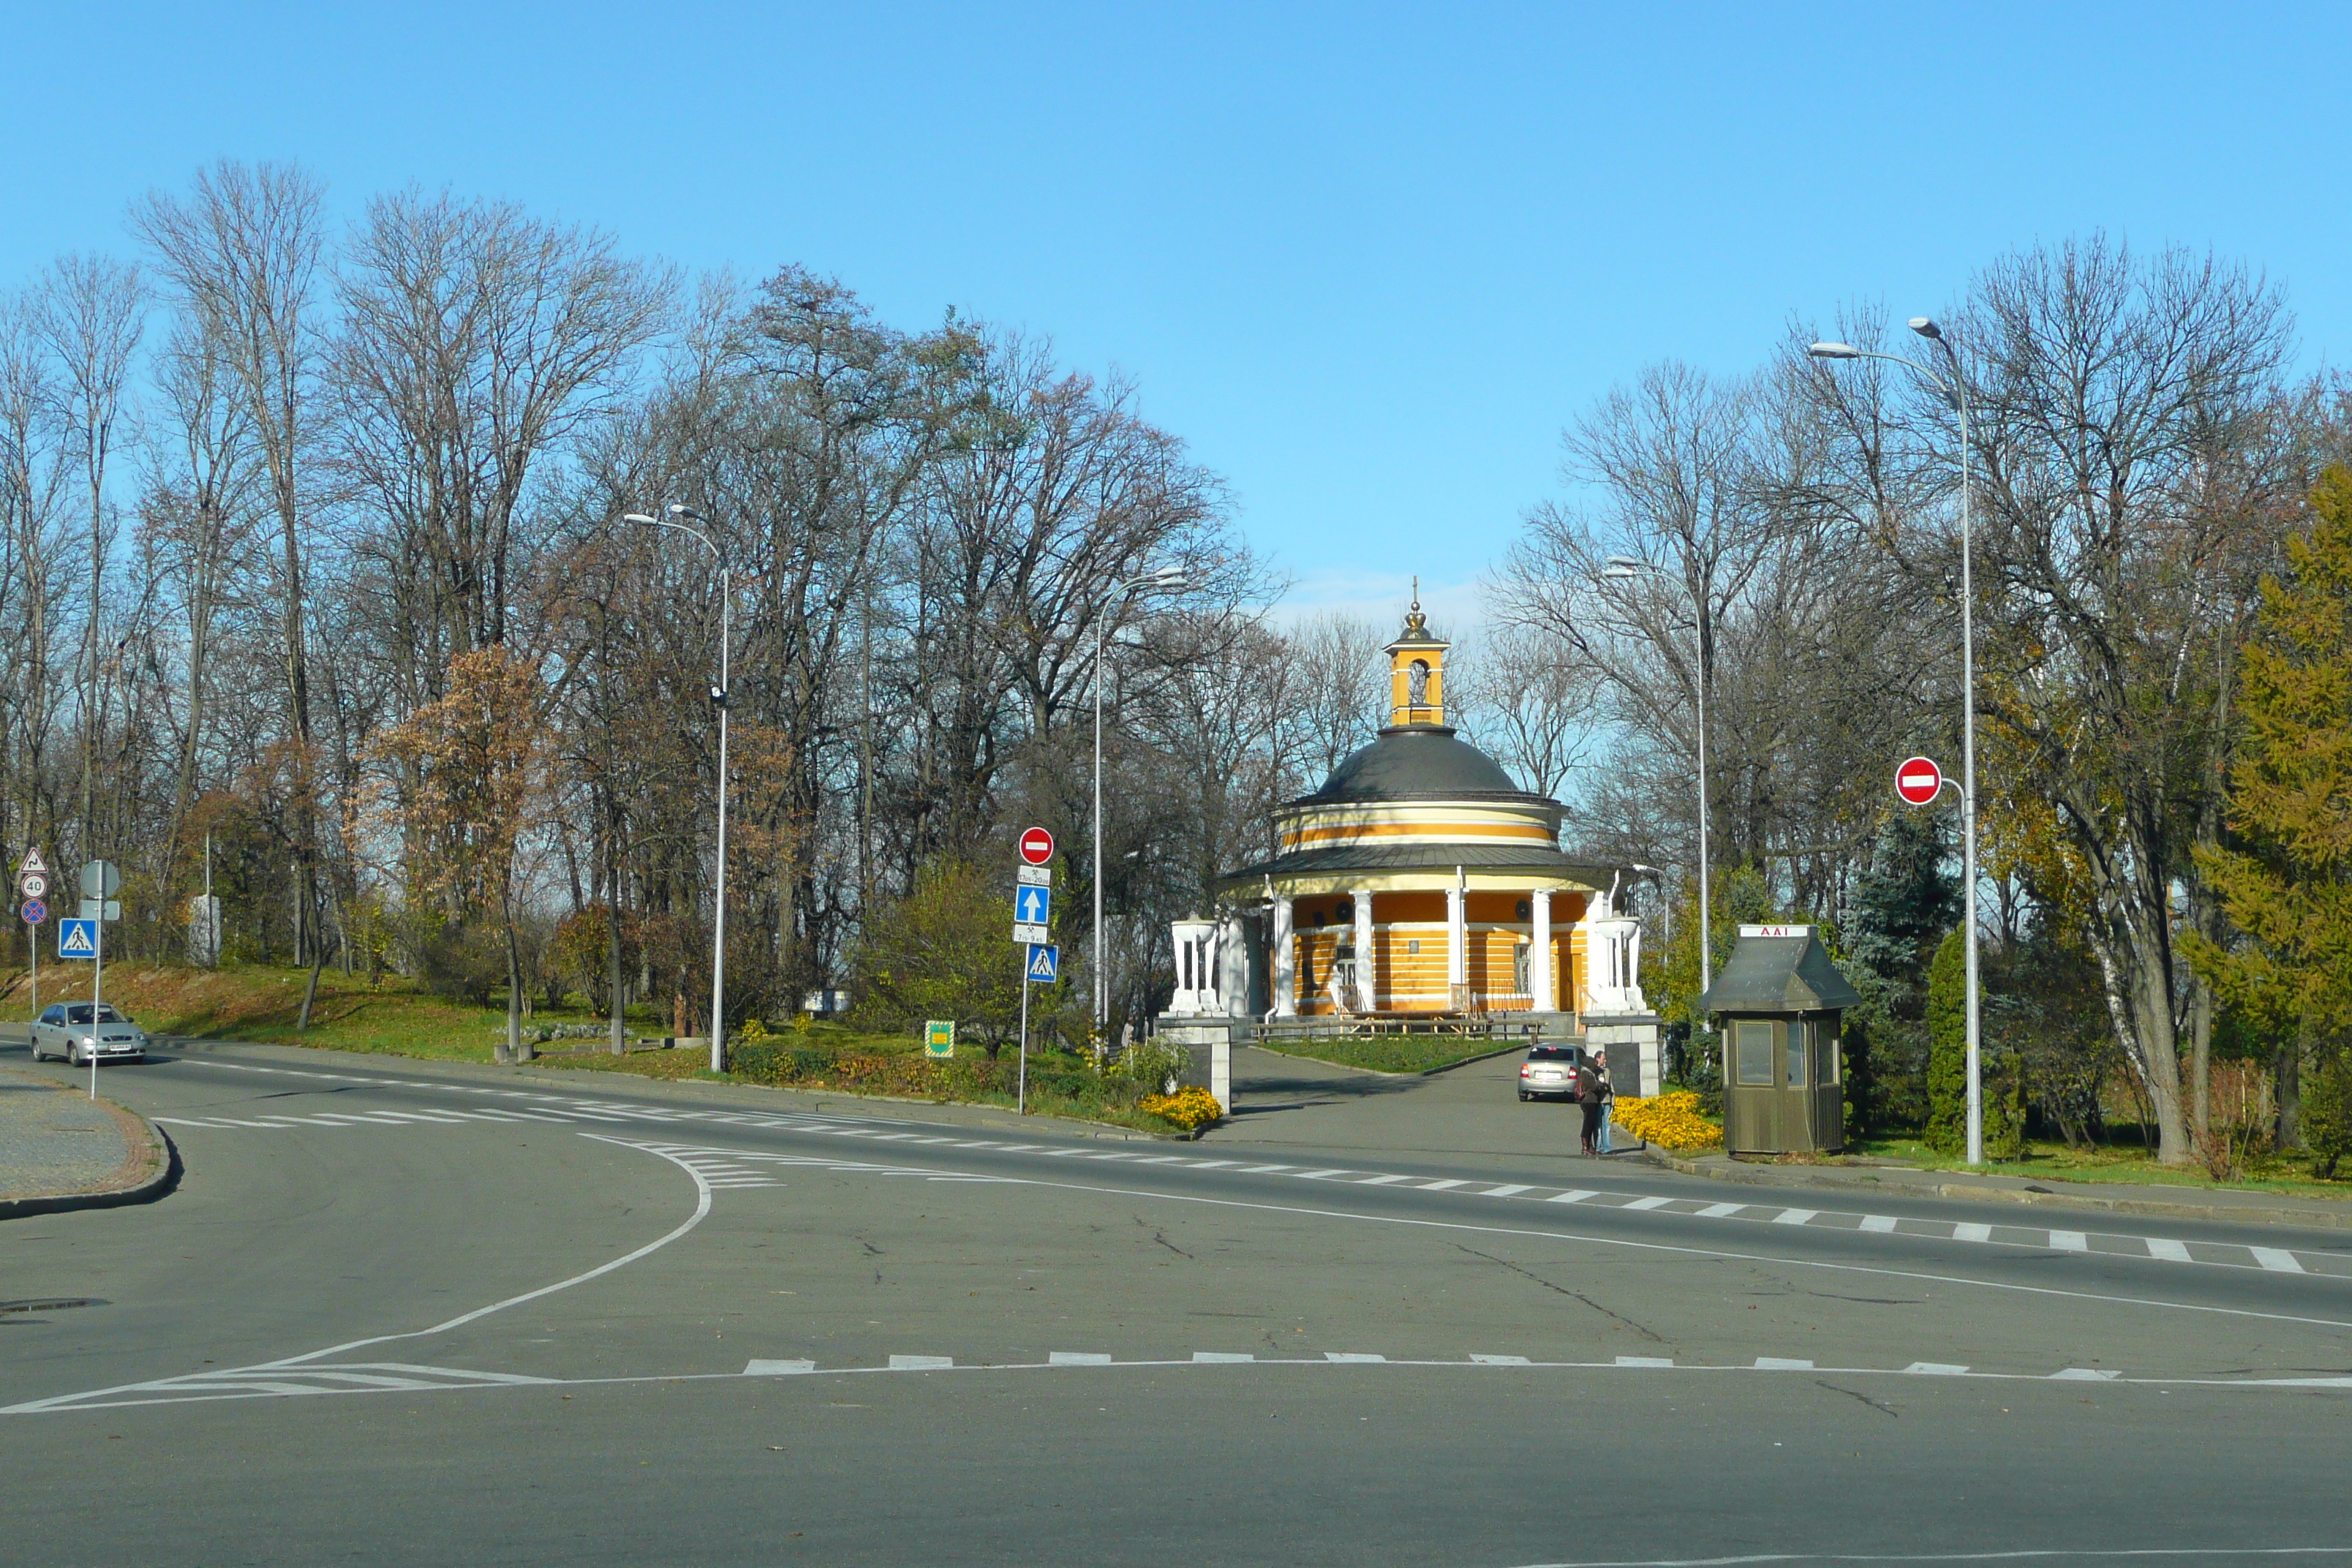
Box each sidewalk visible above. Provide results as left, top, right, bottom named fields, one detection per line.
left=0, top=1064, right=175, bottom=1218
left=1644, top=1145, right=2352, bottom=1232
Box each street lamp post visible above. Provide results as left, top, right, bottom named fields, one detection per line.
left=1809, top=322, right=1983, bottom=1166
left=623, top=505, right=731, bottom=1076
left=1094, top=566, right=1188, bottom=1034
left=1599, top=559, right=1714, bottom=996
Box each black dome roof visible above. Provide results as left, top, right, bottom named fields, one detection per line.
left=1300, top=725, right=1542, bottom=804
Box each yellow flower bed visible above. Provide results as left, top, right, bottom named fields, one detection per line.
left=1612, top=1091, right=1722, bottom=1150
left=1139, top=1085, right=1223, bottom=1131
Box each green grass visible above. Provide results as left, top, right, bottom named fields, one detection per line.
left=1254, top=1033, right=1512, bottom=1075
left=1843, top=1134, right=2352, bottom=1200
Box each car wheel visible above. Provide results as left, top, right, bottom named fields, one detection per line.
left=67, top=1043, right=83, bottom=1067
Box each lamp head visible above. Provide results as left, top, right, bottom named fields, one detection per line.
left=1150, top=565, right=1189, bottom=589
left=667, top=502, right=705, bottom=521
left=1907, top=316, right=1944, bottom=341
left=1606, top=554, right=1643, bottom=570
left=622, top=513, right=657, bottom=525
left=1808, top=342, right=1863, bottom=360
left=1599, top=565, right=1640, bottom=581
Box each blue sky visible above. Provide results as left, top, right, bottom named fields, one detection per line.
left=7, top=3, right=2348, bottom=627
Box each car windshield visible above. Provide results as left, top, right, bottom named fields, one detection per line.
left=1529, top=1046, right=1577, bottom=1060
left=66, top=1004, right=126, bottom=1025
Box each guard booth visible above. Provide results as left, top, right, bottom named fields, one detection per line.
left=1697, top=924, right=1859, bottom=1155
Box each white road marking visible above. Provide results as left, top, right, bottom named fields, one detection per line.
left=2252, top=1248, right=2307, bottom=1274
left=1480, top=1184, right=1533, bottom=1197
left=1418, top=1179, right=1469, bottom=1191
left=1615, top=1356, right=1674, bottom=1367
left=1357, top=1174, right=1414, bottom=1186
left=1324, top=1352, right=1386, bottom=1362
left=1471, top=1354, right=1531, bottom=1365
left=745, top=1360, right=815, bottom=1375
left=1858, top=1215, right=1899, bottom=1233
left=1623, top=1196, right=1672, bottom=1210
left=1754, top=1357, right=1814, bottom=1370
left=1192, top=1352, right=1254, bottom=1362
left=1954, top=1222, right=1994, bottom=1243
left=2051, top=1367, right=2120, bottom=1380
left=1695, top=1202, right=1746, bottom=1218
left=1904, top=1362, right=1969, bottom=1374
left=888, top=1355, right=952, bottom=1370
left=1294, top=1169, right=1356, bottom=1180
left=1546, top=1190, right=1599, bottom=1205
left=1773, top=1209, right=1820, bottom=1226
left=2147, top=1238, right=2193, bottom=1263
left=2049, top=1231, right=2090, bottom=1251
left=1049, top=1352, right=1112, bottom=1366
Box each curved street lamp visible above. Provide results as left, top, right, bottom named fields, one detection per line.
left=1095, top=565, right=1188, bottom=1033
left=1599, top=559, right=1714, bottom=998
left=622, top=504, right=731, bottom=1076
left=1809, top=320, right=1985, bottom=1166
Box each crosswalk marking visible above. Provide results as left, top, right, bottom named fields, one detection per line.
left=1953, top=1222, right=1993, bottom=1243
left=2251, top=1247, right=2306, bottom=1274
left=2146, top=1237, right=2194, bottom=1262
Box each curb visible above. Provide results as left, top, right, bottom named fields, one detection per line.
left=0, top=1114, right=180, bottom=1222
left=1637, top=1145, right=2352, bottom=1232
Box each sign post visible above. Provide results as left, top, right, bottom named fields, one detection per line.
left=17, top=848, right=45, bottom=1031
left=1013, top=828, right=1057, bottom=1114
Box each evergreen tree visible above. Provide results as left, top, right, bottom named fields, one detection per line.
left=2187, top=467, right=2352, bottom=1054
left=1841, top=813, right=1960, bottom=1136
left=1925, top=927, right=2024, bottom=1158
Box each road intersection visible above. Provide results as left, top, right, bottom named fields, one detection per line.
left=5, top=1040, right=2350, bottom=1564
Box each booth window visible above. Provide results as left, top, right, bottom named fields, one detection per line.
left=1784, top=1023, right=1806, bottom=1087
left=1816, top=1021, right=1840, bottom=1085
left=1734, top=1021, right=1774, bottom=1085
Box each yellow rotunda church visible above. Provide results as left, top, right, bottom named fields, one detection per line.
left=1216, top=600, right=1627, bottom=1022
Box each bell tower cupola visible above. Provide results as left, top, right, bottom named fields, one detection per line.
left=1384, top=579, right=1450, bottom=729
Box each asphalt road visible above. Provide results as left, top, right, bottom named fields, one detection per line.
left=5, top=1039, right=2350, bottom=1567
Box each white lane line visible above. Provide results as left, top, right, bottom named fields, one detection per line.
left=2146, top=1238, right=2194, bottom=1263
left=1191, top=1352, right=1254, bottom=1362
left=1293, top=1169, right=1356, bottom=1180
left=1622, top=1196, right=1672, bottom=1211
left=1859, top=1215, right=1899, bottom=1233
left=1357, top=1174, right=1414, bottom=1186
left=1481, top=1184, right=1533, bottom=1197
left=745, top=1360, right=816, bottom=1375
left=2049, top=1230, right=2089, bottom=1251
left=1616, top=1356, right=1674, bottom=1368
left=2252, top=1248, right=2307, bottom=1275
left=1235, top=1164, right=1293, bottom=1174
left=1904, top=1362, right=1970, bottom=1374
left=888, top=1355, right=953, bottom=1371
left=1049, top=1352, right=1112, bottom=1366
left=1772, top=1209, right=1819, bottom=1226
left=2051, top=1367, right=2121, bottom=1380
left=1754, top=1357, right=1814, bottom=1370
left=1546, top=1190, right=1600, bottom=1205
left=1417, top=1179, right=1468, bottom=1191
left=1695, top=1202, right=1746, bottom=1218
left=1325, top=1352, right=1387, bottom=1363
left=1471, top=1354, right=1531, bottom=1365
left=1953, top=1222, right=1994, bottom=1243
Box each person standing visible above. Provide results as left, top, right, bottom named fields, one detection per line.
left=1575, top=1056, right=1602, bottom=1156
left=1593, top=1048, right=1616, bottom=1155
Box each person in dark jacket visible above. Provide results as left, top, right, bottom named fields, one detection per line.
left=1594, top=1049, right=1616, bottom=1154
left=1575, top=1060, right=1602, bottom=1155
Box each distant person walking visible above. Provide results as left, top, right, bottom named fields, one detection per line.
left=1575, top=1058, right=1602, bottom=1156
left=1594, top=1049, right=1616, bottom=1155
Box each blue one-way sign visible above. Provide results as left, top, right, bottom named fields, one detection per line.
left=1025, top=944, right=1058, bottom=982
left=1014, top=884, right=1051, bottom=925
left=57, top=918, right=96, bottom=959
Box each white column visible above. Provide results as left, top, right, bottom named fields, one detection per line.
left=1271, top=895, right=1296, bottom=1017
left=1445, top=881, right=1466, bottom=1001
left=1354, top=888, right=1376, bottom=1011
left=1529, top=890, right=1553, bottom=1011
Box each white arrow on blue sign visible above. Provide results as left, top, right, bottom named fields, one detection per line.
left=57, top=919, right=96, bottom=959
left=1025, top=944, right=1058, bottom=983
left=1014, top=884, right=1051, bottom=925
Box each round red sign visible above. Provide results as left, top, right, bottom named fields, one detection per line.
left=1895, top=756, right=1944, bottom=807
left=1019, top=826, right=1055, bottom=865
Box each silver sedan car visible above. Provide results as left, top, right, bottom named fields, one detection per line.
left=1517, top=1043, right=1585, bottom=1101
left=30, top=1002, right=149, bottom=1066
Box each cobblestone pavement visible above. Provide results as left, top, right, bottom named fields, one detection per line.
left=0, top=1064, right=139, bottom=1200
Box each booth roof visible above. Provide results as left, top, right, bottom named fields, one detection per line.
left=1697, top=932, right=1863, bottom=1013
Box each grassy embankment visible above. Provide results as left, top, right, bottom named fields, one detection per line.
left=1251, top=1033, right=1512, bottom=1075
left=0, top=961, right=1188, bottom=1134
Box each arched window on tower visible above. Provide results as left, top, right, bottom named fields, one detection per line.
left=1407, top=659, right=1430, bottom=706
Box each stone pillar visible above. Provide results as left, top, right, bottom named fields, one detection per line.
left=1445, top=880, right=1466, bottom=1006
left=1529, top=889, right=1553, bottom=1011
left=1354, top=889, right=1376, bottom=1011
left=1271, top=895, right=1296, bottom=1017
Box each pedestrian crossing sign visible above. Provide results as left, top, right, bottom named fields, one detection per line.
left=58, top=918, right=96, bottom=959
left=1025, top=944, right=1058, bottom=983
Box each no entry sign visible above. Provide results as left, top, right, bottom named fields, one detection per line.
left=1019, top=826, right=1055, bottom=866
left=1896, top=756, right=1945, bottom=806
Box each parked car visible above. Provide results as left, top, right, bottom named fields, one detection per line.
left=30, top=1002, right=148, bottom=1066
left=1518, top=1042, right=1585, bottom=1101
